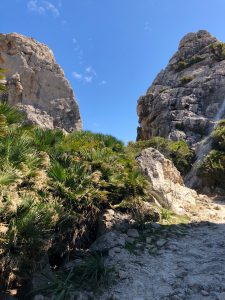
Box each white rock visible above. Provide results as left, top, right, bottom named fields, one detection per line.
left=90, top=231, right=126, bottom=252
left=136, top=148, right=197, bottom=214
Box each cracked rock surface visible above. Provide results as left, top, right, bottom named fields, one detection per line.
left=0, top=33, right=82, bottom=132
left=137, top=30, right=225, bottom=145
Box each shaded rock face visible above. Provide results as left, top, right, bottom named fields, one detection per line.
left=137, top=30, right=225, bottom=145
left=0, top=33, right=82, bottom=131
left=136, top=147, right=197, bottom=215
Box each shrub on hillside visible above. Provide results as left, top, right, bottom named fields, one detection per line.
left=176, top=56, right=205, bottom=71
left=127, top=137, right=195, bottom=175
left=199, top=149, right=225, bottom=188
left=0, top=104, right=151, bottom=294
left=180, top=76, right=193, bottom=85
left=199, top=120, right=225, bottom=189
left=210, top=42, right=225, bottom=61
left=212, top=120, right=225, bottom=150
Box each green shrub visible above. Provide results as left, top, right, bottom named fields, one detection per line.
left=177, top=60, right=188, bottom=71
left=0, top=104, right=150, bottom=294
left=210, top=42, right=225, bottom=61
left=57, top=130, right=124, bottom=154
left=199, top=150, right=225, bottom=188
left=127, top=137, right=195, bottom=175
left=0, top=102, right=23, bottom=124
left=160, top=208, right=173, bottom=221
left=180, top=76, right=193, bottom=85
left=167, top=140, right=195, bottom=175
left=30, top=127, right=64, bottom=152
left=33, top=253, right=112, bottom=299
left=212, top=120, right=225, bottom=150
left=176, top=56, right=205, bottom=71
left=199, top=120, right=225, bottom=189
left=159, top=88, right=168, bottom=94
left=0, top=68, right=6, bottom=92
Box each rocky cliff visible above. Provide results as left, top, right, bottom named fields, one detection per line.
left=0, top=33, right=82, bottom=131
left=137, top=30, right=225, bottom=145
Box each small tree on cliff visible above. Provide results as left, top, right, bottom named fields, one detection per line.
left=0, top=68, right=6, bottom=92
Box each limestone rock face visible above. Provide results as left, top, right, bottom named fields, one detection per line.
left=137, top=30, right=225, bottom=145
left=0, top=33, right=82, bottom=131
left=136, top=148, right=197, bottom=214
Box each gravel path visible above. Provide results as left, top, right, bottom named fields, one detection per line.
left=101, top=196, right=225, bottom=300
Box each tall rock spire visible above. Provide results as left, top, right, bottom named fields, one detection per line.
left=137, top=30, right=225, bottom=145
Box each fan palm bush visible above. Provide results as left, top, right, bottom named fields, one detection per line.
left=30, top=127, right=64, bottom=153
left=0, top=104, right=152, bottom=296
left=0, top=102, right=23, bottom=124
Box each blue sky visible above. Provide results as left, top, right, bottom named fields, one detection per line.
left=2, top=0, right=225, bottom=142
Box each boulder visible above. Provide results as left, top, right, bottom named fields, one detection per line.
left=137, top=30, right=225, bottom=146
left=0, top=33, right=82, bottom=132
left=96, top=209, right=132, bottom=237
left=136, top=148, right=197, bottom=214
left=90, top=231, right=126, bottom=253
left=127, top=228, right=139, bottom=238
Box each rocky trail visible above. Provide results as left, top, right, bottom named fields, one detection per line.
left=100, top=195, right=225, bottom=300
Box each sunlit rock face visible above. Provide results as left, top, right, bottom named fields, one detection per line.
left=137, top=30, right=225, bottom=146
left=136, top=147, right=197, bottom=215
left=0, top=33, right=82, bottom=131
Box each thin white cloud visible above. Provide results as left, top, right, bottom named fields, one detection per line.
left=99, top=80, right=107, bottom=85
left=27, top=0, right=60, bottom=17
left=72, top=66, right=97, bottom=84
left=84, top=67, right=97, bottom=83
left=85, top=66, right=97, bottom=77
left=84, top=76, right=93, bottom=83
left=43, top=1, right=60, bottom=16
left=85, top=67, right=92, bottom=73
left=27, top=0, right=45, bottom=14
left=72, top=71, right=82, bottom=80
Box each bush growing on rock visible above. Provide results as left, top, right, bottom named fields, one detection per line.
left=176, top=56, right=205, bottom=71
left=199, top=120, right=225, bottom=189
left=180, top=76, right=193, bottom=85
left=127, top=137, right=195, bottom=175
left=212, top=120, right=225, bottom=150
left=210, top=42, right=225, bottom=61
left=199, top=149, right=225, bottom=188
left=0, top=68, right=6, bottom=92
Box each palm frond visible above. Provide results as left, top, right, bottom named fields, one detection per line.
left=0, top=102, right=23, bottom=124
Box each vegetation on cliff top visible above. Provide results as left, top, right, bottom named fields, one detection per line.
left=210, top=42, right=225, bottom=61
